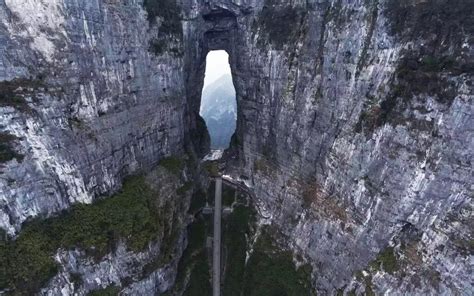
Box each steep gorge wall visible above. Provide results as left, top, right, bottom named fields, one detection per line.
left=0, top=0, right=472, bottom=295
left=224, top=0, right=473, bottom=294
left=0, top=0, right=206, bottom=234
left=0, top=0, right=217, bottom=293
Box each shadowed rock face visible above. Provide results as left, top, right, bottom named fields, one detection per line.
left=0, top=0, right=472, bottom=294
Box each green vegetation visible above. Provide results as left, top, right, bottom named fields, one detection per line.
left=370, top=246, right=398, bottom=274
left=164, top=180, right=212, bottom=296
left=222, top=202, right=256, bottom=295
left=355, top=51, right=464, bottom=134
left=347, top=289, right=357, bottom=296
left=0, top=174, right=171, bottom=295
left=394, top=55, right=464, bottom=105
left=68, top=117, right=84, bottom=128
left=166, top=213, right=212, bottom=296
left=221, top=184, right=313, bottom=295
left=143, top=0, right=183, bottom=56
left=254, top=157, right=276, bottom=177
left=149, top=39, right=167, bottom=55
left=253, top=1, right=307, bottom=49
left=203, top=161, right=219, bottom=177
left=222, top=184, right=236, bottom=207
left=142, top=216, right=182, bottom=278
left=69, top=272, right=83, bottom=287
left=385, top=0, right=472, bottom=41
left=355, top=0, right=379, bottom=77
left=361, top=277, right=375, bottom=296
left=177, top=182, right=193, bottom=196
left=159, top=156, right=184, bottom=175
left=188, top=189, right=207, bottom=214
left=353, top=268, right=375, bottom=295
left=0, top=229, right=7, bottom=289
left=0, top=132, right=24, bottom=164
left=143, top=0, right=182, bottom=36
left=419, top=56, right=457, bottom=73
left=385, top=0, right=472, bottom=117
left=452, top=238, right=474, bottom=256
left=242, top=227, right=314, bottom=296
left=0, top=78, right=43, bottom=112
left=182, top=235, right=211, bottom=296
left=190, top=116, right=210, bottom=156
left=169, top=184, right=314, bottom=296
left=87, top=285, right=121, bottom=296
left=229, top=133, right=241, bottom=148
left=355, top=0, right=473, bottom=135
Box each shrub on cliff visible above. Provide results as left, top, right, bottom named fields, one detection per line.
left=0, top=132, right=23, bottom=164
left=0, top=174, right=172, bottom=294
left=253, top=1, right=307, bottom=50
left=143, top=0, right=182, bottom=37
left=0, top=78, right=44, bottom=112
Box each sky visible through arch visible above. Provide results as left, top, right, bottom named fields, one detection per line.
left=203, top=50, right=231, bottom=88
left=200, top=50, right=237, bottom=149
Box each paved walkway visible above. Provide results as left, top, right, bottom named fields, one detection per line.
left=213, top=177, right=222, bottom=296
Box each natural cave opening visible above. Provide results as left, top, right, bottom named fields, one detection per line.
left=199, top=50, right=237, bottom=150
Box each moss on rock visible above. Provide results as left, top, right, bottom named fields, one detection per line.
left=253, top=1, right=307, bottom=50
left=143, top=0, right=182, bottom=35
left=166, top=214, right=212, bottom=296
left=203, top=161, right=219, bottom=177
left=0, top=132, right=23, bottom=164
left=0, top=78, right=44, bottom=112
left=159, top=156, right=184, bottom=175
left=87, top=285, right=121, bottom=296
left=0, top=170, right=182, bottom=294
left=370, top=246, right=399, bottom=274
left=143, top=0, right=183, bottom=56
left=242, top=227, right=315, bottom=296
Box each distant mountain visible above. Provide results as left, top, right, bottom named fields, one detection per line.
left=200, top=74, right=237, bottom=149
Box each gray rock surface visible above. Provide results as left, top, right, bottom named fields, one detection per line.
left=0, top=0, right=472, bottom=295
left=0, top=0, right=193, bottom=234
left=38, top=165, right=192, bottom=296
left=220, top=0, right=473, bottom=294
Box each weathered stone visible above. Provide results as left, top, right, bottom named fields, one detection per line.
left=0, top=0, right=472, bottom=295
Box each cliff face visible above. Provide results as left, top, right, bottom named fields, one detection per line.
left=225, top=0, right=473, bottom=294
left=0, top=0, right=472, bottom=295
left=39, top=164, right=192, bottom=296
left=0, top=0, right=206, bottom=234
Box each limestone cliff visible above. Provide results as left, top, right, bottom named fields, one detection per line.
left=225, top=0, right=473, bottom=294
left=0, top=0, right=191, bottom=234
left=0, top=0, right=472, bottom=295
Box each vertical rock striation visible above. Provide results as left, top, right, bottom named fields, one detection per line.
left=0, top=0, right=191, bottom=234
left=224, top=0, right=473, bottom=294
left=0, top=0, right=472, bottom=295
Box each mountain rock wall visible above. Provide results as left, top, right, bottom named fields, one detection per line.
left=0, top=0, right=208, bottom=234
left=0, top=0, right=472, bottom=295
left=224, top=0, right=473, bottom=294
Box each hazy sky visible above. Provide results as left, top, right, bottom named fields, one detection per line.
left=203, top=50, right=231, bottom=89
